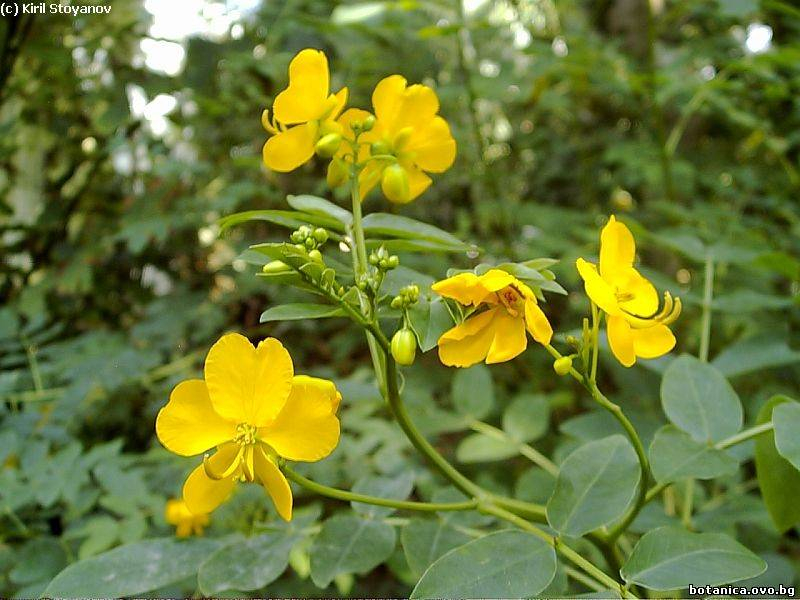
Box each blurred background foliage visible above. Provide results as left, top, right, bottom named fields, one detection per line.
left=1, top=0, right=799, bottom=596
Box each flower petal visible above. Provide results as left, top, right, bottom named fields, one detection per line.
left=486, top=311, right=527, bottom=364
left=156, top=380, right=236, bottom=457
left=438, top=308, right=498, bottom=367
left=205, top=334, right=294, bottom=427
left=576, top=258, right=621, bottom=316
left=599, top=215, right=635, bottom=278
left=372, top=75, right=407, bottom=128
left=403, top=163, right=432, bottom=203
left=407, top=116, right=456, bottom=173
left=607, top=315, right=636, bottom=367
left=182, top=444, right=240, bottom=514
left=254, top=447, right=293, bottom=521
left=632, top=323, right=676, bottom=359
left=273, top=49, right=330, bottom=124
left=478, top=269, right=518, bottom=293
left=292, top=374, right=341, bottom=412
left=615, top=268, right=659, bottom=317
left=259, top=378, right=341, bottom=462
left=263, top=123, right=317, bottom=172
left=372, top=75, right=440, bottom=133
left=524, top=299, right=553, bottom=345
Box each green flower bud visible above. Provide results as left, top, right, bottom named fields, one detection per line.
left=391, top=328, right=417, bottom=366
left=387, top=256, right=399, bottom=269
left=390, top=297, right=404, bottom=309
left=308, top=249, right=324, bottom=263
left=361, top=114, right=376, bottom=131
left=262, top=260, right=290, bottom=274
left=313, top=228, right=329, bottom=243
left=368, top=253, right=380, bottom=266
left=553, top=356, right=573, bottom=376
left=381, top=163, right=411, bottom=204
left=315, top=133, right=342, bottom=158
left=370, top=140, right=391, bottom=156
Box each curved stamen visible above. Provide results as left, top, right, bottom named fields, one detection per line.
left=203, top=446, right=244, bottom=481
left=622, top=292, right=682, bottom=329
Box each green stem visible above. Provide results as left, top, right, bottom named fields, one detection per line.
left=283, top=466, right=478, bottom=512
left=480, top=504, right=634, bottom=598
left=590, top=302, right=600, bottom=381
left=470, top=420, right=559, bottom=476
left=681, top=479, right=694, bottom=528
left=699, top=253, right=715, bottom=363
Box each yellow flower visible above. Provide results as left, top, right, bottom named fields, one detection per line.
left=156, top=333, right=341, bottom=521
left=432, top=269, right=553, bottom=367
left=262, top=49, right=348, bottom=172
left=356, top=75, right=456, bottom=204
left=164, top=498, right=209, bottom=538
left=576, top=215, right=681, bottom=367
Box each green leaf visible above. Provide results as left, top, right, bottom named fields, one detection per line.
left=451, top=364, right=494, bottom=420
left=351, top=472, right=415, bottom=518
left=773, top=400, right=800, bottom=471
left=546, top=435, right=640, bottom=537
left=219, top=209, right=344, bottom=232
left=456, top=433, right=517, bottom=463
left=401, top=518, right=472, bottom=578
left=661, top=354, right=742, bottom=443
left=503, top=393, right=550, bottom=443
left=408, top=296, right=453, bottom=352
left=755, top=395, right=800, bottom=532
left=621, top=526, right=766, bottom=590
left=649, top=425, right=739, bottom=484
left=44, top=538, right=220, bottom=597
left=309, top=514, right=397, bottom=588
left=9, top=537, right=66, bottom=585
left=712, top=334, right=800, bottom=378
left=362, top=213, right=470, bottom=251
left=711, top=290, right=794, bottom=313
left=410, top=531, right=556, bottom=599
left=198, top=532, right=297, bottom=594
left=286, top=194, right=353, bottom=226
left=259, top=303, right=345, bottom=322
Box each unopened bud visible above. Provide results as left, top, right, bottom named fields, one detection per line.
left=313, top=228, right=329, bottom=243
left=387, top=255, right=399, bottom=269
left=553, top=356, right=573, bottom=376
left=381, top=163, right=411, bottom=204
left=327, top=157, right=348, bottom=188
left=308, top=249, right=324, bottom=263
left=370, top=140, right=391, bottom=156
left=391, top=328, right=417, bottom=366
left=305, top=237, right=316, bottom=249
left=262, top=260, right=290, bottom=274
left=315, top=133, right=342, bottom=158
left=361, top=115, right=376, bottom=131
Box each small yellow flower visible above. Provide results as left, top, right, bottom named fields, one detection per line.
left=156, top=333, right=341, bottom=521
left=262, top=49, right=348, bottom=172
left=355, top=75, right=456, bottom=204
left=165, top=498, right=209, bottom=538
left=576, top=215, right=681, bottom=367
left=432, top=269, right=553, bottom=367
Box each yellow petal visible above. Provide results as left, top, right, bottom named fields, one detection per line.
left=357, top=160, right=384, bottom=200
left=259, top=379, right=341, bottom=462
left=432, top=273, right=487, bottom=306
left=607, top=315, right=636, bottom=367
left=182, top=444, right=240, bottom=514
left=263, top=123, right=317, bottom=172
left=292, top=375, right=342, bottom=412
left=632, top=323, right=676, bottom=359
left=254, top=447, right=293, bottom=521
left=599, top=215, right=635, bottom=278
left=615, top=268, right=659, bottom=317
left=524, top=299, right=553, bottom=345
left=372, top=75, right=408, bottom=128
left=437, top=308, right=498, bottom=367
left=337, top=108, right=375, bottom=142
left=372, top=75, right=440, bottom=133
left=156, top=380, right=236, bottom=457
left=576, top=258, right=621, bottom=316
left=204, top=334, right=294, bottom=427
left=407, top=116, right=456, bottom=173
left=273, top=49, right=330, bottom=124
left=329, top=87, right=349, bottom=121
left=164, top=499, right=191, bottom=526
left=486, top=311, right=527, bottom=364
left=478, top=269, right=518, bottom=293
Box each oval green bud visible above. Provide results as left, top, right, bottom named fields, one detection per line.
left=381, top=163, right=411, bottom=204
left=387, top=255, right=399, bottom=269
left=308, top=249, right=324, bottom=264
left=370, top=140, right=391, bottom=156
left=361, top=114, right=376, bottom=131
left=553, top=356, right=573, bottom=376
left=262, top=260, right=290, bottom=274
left=315, top=133, right=342, bottom=158
left=313, top=228, right=329, bottom=243
left=391, top=328, right=417, bottom=366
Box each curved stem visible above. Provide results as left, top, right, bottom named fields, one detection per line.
left=283, top=466, right=478, bottom=512
left=469, top=420, right=559, bottom=476
left=480, top=504, right=635, bottom=598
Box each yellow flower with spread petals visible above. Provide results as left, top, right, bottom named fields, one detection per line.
left=356, top=75, right=456, bottom=204
left=156, top=333, right=341, bottom=521
left=576, top=215, right=681, bottom=367
left=262, top=49, right=348, bottom=172
left=432, top=269, right=553, bottom=367
left=165, top=499, right=209, bottom=538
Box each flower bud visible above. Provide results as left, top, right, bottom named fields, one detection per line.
left=553, top=356, right=573, bottom=376
left=305, top=237, right=316, bottom=249
left=387, top=255, right=399, bottom=269
left=315, top=133, right=342, bottom=158
left=381, top=163, right=411, bottom=204
left=391, top=328, right=417, bottom=366
left=262, top=260, right=290, bottom=274
left=361, top=115, right=376, bottom=131
left=308, top=249, right=324, bottom=263
left=370, top=140, right=391, bottom=156
left=326, top=157, right=348, bottom=188
left=313, top=228, right=329, bottom=243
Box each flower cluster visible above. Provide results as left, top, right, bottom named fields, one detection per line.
left=262, top=49, right=456, bottom=205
